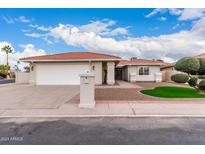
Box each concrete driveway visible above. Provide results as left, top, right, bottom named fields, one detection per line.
left=0, top=84, right=79, bottom=109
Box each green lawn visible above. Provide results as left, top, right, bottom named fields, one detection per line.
left=140, top=86, right=205, bottom=98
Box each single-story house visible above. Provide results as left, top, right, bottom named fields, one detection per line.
left=20, top=52, right=121, bottom=85
left=161, top=53, right=205, bottom=82
left=116, top=57, right=165, bottom=82
left=19, top=51, right=168, bottom=85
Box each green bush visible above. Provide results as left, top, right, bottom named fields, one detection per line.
left=188, top=77, right=198, bottom=87
left=198, top=58, right=205, bottom=75
left=0, top=72, right=6, bottom=78
left=198, top=80, right=205, bottom=91
left=175, top=57, right=200, bottom=74
left=0, top=65, right=9, bottom=75
left=171, top=73, right=189, bottom=83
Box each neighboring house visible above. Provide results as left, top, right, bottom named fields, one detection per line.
left=20, top=52, right=121, bottom=85
left=116, top=58, right=165, bottom=82
left=161, top=53, right=205, bottom=82
left=160, top=62, right=176, bottom=82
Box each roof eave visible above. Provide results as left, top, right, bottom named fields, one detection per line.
left=20, top=58, right=121, bottom=62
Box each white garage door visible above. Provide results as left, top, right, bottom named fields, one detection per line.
left=36, top=63, right=90, bottom=85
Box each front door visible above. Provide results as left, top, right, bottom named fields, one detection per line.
left=115, top=68, right=122, bottom=80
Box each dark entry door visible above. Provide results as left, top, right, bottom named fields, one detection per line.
left=115, top=68, right=122, bottom=80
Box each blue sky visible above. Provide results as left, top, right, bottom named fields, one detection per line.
left=0, top=8, right=205, bottom=67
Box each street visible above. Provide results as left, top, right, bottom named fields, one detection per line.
left=0, top=117, right=205, bottom=145
left=0, top=79, right=15, bottom=84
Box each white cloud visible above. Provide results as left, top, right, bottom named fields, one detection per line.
left=2, top=15, right=32, bottom=24
left=24, top=32, right=54, bottom=44
left=145, top=9, right=167, bottom=18
left=24, top=33, right=43, bottom=38
left=29, top=24, right=38, bottom=28
left=101, top=27, right=129, bottom=36
left=0, top=42, right=46, bottom=70
left=29, top=24, right=52, bottom=31
left=146, top=9, right=182, bottom=18
left=36, top=26, right=52, bottom=31
left=168, top=8, right=183, bottom=16
left=178, top=8, right=205, bottom=21
left=158, top=16, right=167, bottom=21
left=146, top=8, right=205, bottom=21
left=172, top=24, right=180, bottom=30
left=16, top=16, right=31, bottom=23
left=79, top=20, right=115, bottom=34
left=2, top=16, right=15, bottom=24
left=50, top=17, right=205, bottom=61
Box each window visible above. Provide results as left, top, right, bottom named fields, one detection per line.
left=139, top=67, right=144, bottom=75
left=138, top=67, right=149, bottom=75
left=144, top=67, right=149, bottom=75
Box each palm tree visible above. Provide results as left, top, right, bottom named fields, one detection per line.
left=1, top=45, right=13, bottom=78
left=1, top=45, right=13, bottom=66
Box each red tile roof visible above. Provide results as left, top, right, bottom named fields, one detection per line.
left=160, top=62, right=176, bottom=69
left=117, top=59, right=165, bottom=67
left=20, top=52, right=121, bottom=61
left=194, top=53, right=205, bottom=58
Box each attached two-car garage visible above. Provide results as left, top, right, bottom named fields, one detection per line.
left=36, top=62, right=90, bottom=85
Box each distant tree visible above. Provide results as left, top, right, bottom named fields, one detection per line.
left=1, top=45, right=13, bottom=66
left=1, top=45, right=13, bottom=78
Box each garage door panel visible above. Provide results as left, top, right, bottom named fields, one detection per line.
left=36, top=63, right=89, bottom=85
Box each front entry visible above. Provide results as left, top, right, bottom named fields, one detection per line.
left=115, top=68, right=123, bottom=80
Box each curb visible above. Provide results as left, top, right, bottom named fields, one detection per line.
left=1, top=114, right=205, bottom=118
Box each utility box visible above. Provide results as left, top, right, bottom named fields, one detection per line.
left=79, top=73, right=95, bottom=108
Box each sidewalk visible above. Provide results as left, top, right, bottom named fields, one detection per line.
left=1, top=100, right=205, bottom=117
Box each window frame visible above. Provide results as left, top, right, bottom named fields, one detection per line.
left=138, top=66, right=149, bottom=75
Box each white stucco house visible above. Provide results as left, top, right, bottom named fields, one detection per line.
left=18, top=51, right=165, bottom=85
left=115, top=58, right=165, bottom=82
left=20, top=52, right=121, bottom=85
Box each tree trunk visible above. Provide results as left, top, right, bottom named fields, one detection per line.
left=6, top=53, right=10, bottom=79
left=6, top=53, right=8, bottom=66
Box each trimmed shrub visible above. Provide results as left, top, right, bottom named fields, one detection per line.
left=198, top=58, right=205, bottom=75
left=0, top=72, right=6, bottom=78
left=175, top=57, right=200, bottom=75
left=171, top=73, right=189, bottom=83
left=188, top=77, right=198, bottom=87
left=198, top=80, right=205, bottom=91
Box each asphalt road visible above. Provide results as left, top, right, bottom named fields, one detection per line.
left=0, top=79, right=15, bottom=84
left=0, top=117, right=205, bottom=145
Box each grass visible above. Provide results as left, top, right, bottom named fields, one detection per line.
left=140, top=86, right=205, bottom=98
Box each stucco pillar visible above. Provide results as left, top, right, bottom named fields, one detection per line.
left=107, top=62, right=115, bottom=85
left=29, top=63, right=36, bottom=85
left=79, top=73, right=95, bottom=108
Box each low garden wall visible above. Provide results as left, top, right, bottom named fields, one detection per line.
left=15, top=72, right=30, bottom=84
